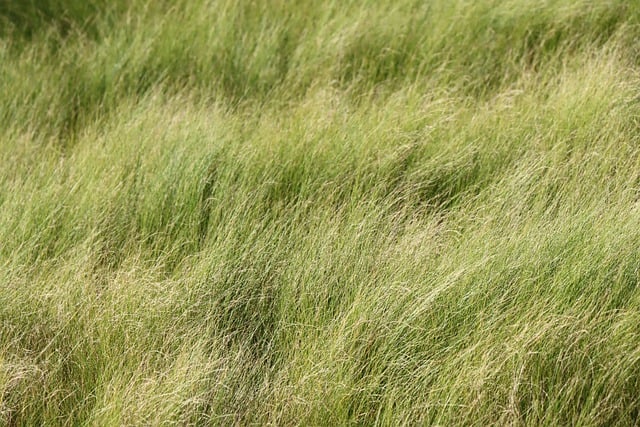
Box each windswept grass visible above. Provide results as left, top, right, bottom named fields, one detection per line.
left=1, top=0, right=640, bottom=425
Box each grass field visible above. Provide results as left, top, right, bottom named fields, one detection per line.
left=1, top=0, right=640, bottom=424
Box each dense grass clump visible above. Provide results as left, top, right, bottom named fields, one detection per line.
left=1, top=0, right=640, bottom=425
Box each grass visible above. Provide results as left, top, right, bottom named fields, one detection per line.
left=1, top=0, right=640, bottom=424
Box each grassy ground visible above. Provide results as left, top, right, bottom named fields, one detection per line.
left=1, top=0, right=640, bottom=425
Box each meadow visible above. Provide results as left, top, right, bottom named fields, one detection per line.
left=1, top=0, right=640, bottom=424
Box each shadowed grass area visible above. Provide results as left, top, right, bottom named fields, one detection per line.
left=1, top=0, right=640, bottom=425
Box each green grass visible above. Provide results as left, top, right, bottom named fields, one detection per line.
left=1, top=0, right=640, bottom=424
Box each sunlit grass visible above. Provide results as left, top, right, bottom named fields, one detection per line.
left=1, top=0, right=639, bottom=425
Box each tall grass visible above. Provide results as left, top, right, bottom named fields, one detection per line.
left=1, top=0, right=640, bottom=424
